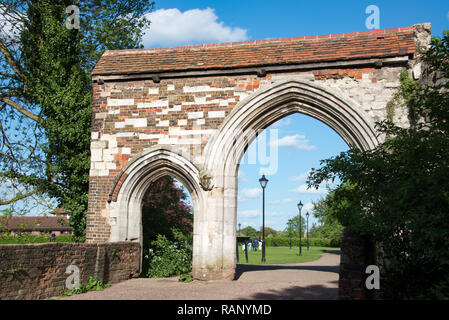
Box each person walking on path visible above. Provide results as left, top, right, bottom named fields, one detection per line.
left=258, top=237, right=262, bottom=251
left=253, top=237, right=258, bottom=252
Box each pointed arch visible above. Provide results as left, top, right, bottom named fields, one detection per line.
left=204, top=79, right=379, bottom=179
left=107, top=146, right=203, bottom=245
left=196, top=80, right=380, bottom=279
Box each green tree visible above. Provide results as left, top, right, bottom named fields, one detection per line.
left=257, top=226, right=279, bottom=238
left=310, top=190, right=344, bottom=241
left=240, top=226, right=257, bottom=238
left=0, top=1, right=155, bottom=241
left=141, top=176, right=193, bottom=244
left=285, top=218, right=295, bottom=248
left=285, top=215, right=306, bottom=237
left=307, top=31, right=449, bottom=299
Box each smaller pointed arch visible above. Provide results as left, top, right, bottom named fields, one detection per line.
left=107, top=146, right=203, bottom=244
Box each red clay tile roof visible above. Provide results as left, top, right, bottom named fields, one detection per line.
left=92, top=26, right=416, bottom=76
left=0, top=216, right=71, bottom=232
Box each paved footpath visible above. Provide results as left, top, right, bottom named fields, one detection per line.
left=59, top=250, right=340, bottom=300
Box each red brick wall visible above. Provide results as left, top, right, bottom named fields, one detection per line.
left=338, top=230, right=378, bottom=299
left=0, top=242, right=140, bottom=300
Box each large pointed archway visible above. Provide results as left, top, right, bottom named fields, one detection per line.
left=196, top=79, right=379, bottom=279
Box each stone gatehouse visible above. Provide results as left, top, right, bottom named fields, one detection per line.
left=87, top=23, right=431, bottom=285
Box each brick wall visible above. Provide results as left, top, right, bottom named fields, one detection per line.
left=0, top=242, right=140, bottom=300
left=338, top=230, right=378, bottom=300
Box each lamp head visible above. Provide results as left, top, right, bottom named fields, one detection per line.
left=259, top=174, right=268, bottom=189
left=297, top=201, right=303, bottom=211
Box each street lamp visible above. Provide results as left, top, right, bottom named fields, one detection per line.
left=297, top=201, right=303, bottom=257
left=306, top=212, right=310, bottom=251
left=287, top=219, right=293, bottom=249
left=259, top=174, right=268, bottom=263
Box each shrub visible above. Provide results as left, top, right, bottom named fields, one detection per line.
left=60, top=276, right=110, bottom=296
left=144, top=229, right=192, bottom=278
left=179, top=273, right=193, bottom=283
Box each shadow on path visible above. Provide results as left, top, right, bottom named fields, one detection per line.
left=234, top=263, right=340, bottom=280
left=237, top=282, right=339, bottom=300
left=324, top=249, right=341, bottom=255
left=234, top=250, right=341, bottom=281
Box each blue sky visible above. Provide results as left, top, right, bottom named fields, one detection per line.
left=157, top=0, right=449, bottom=231
left=236, top=115, right=346, bottom=231
left=144, top=0, right=448, bottom=48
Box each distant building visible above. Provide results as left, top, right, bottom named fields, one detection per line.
left=0, top=216, right=72, bottom=236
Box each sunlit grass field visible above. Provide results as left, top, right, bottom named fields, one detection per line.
left=236, top=246, right=340, bottom=265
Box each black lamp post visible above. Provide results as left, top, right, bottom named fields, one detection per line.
left=259, top=174, right=268, bottom=263
left=297, top=201, right=303, bottom=257
left=287, top=218, right=293, bottom=249
left=238, top=223, right=241, bottom=236
left=306, top=211, right=309, bottom=251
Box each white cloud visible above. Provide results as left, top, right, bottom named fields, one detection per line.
left=271, top=134, right=316, bottom=151
left=240, top=221, right=258, bottom=228
left=270, top=118, right=291, bottom=129
left=239, top=210, right=260, bottom=218
left=289, top=170, right=312, bottom=182
left=302, top=202, right=314, bottom=213
left=237, top=170, right=248, bottom=182
left=269, top=198, right=292, bottom=205
left=240, top=188, right=262, bottom=199
left=267, top=211, right=282, bottom=217
left=290, top=184, right=327, bottom=195
left=143, top=8, right=248, bottom=47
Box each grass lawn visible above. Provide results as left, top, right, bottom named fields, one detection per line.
left=236, top=246, right=339, bottom=265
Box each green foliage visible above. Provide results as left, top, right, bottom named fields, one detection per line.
left=60, top=276, right=110, bottom=296
left=0, top=233, right=73, bottom=244
left=144, top=228, right=193, bottom=278
left=307, top=31, right=449, bottom=299
left=386, top=70, right=419, bottom=121
left=283, top=215, right=306, bottom=235
left=239, top=226, right=257, bottom=238
left=263, top=236, right=340, bottom=248
left=308, top=189, right=344, bottom=242
left=260, top=227, right=279, bottom=237
left=178, top=273, right=193, bottom=283
left=0, top=1, right=155, bottom=241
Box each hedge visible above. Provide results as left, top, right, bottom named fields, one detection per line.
left=242, top=236, right=340, bottom=248
left=0, top=234, right=74, bottom=244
